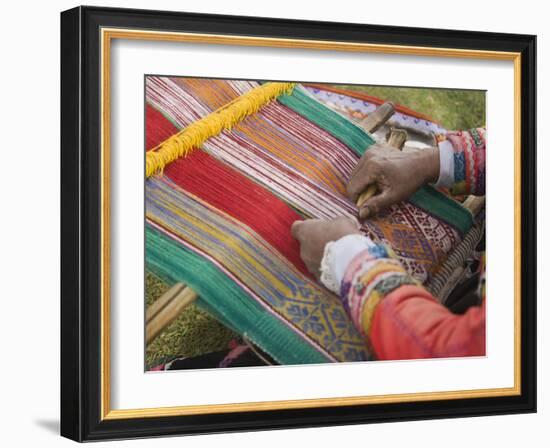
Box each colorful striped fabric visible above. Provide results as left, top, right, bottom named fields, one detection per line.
left=145, top=77, right=474, bottom=364
left=446, top=128, right=487, bottom=196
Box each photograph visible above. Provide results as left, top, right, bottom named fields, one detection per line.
left=144, top=76, right=487, bottom=371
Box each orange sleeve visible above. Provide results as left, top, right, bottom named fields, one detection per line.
left=339, top=244, right=486, bottom=360
left=369, top=285, right=485, bottom=360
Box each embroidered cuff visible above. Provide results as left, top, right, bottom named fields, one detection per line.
left=434, top=140, right=455, bottom=189
left=340, top=249, right=418, bottom=336
left=319, top=234, right=375, bottom=294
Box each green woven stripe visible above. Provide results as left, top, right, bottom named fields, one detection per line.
left=409, top=187, right=473, bottom=235
left=146, top=224, right=331, bottom=365
left=278, top=85, right=376, bottom=155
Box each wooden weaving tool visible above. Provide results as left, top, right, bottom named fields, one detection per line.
left=358, top=101, right=395, bottom=133
left=356, top=100, right=409, bottom=209
left=356, top=114, right=484, bottom=216
left=462, top=195, right=486, bottom=216
left=356, top=102, right=396, bottom=209
left=355, top=128, right=483, bottom=215
left=385, top=126, right=408, bottom=150
left=146, top=282, right=198, bottom=343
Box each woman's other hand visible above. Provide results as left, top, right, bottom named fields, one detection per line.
left=291, top=217, right=361, bottom=279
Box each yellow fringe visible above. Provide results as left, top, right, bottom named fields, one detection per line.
left=146, top=82, right=296, bottom=177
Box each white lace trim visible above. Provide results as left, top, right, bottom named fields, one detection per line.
left=320, top=241, right=340, bottom=294
left=319, top=234, right=375, bottom=295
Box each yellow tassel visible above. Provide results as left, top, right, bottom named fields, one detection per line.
left=146, top=82, right=296, bottom=178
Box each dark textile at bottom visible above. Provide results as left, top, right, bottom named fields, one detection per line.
left=151, top=341, right=275, bottom=371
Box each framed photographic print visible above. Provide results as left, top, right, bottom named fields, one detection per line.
left=60, top=6, right=536, bottom=441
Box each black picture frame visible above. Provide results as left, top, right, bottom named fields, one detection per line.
left=61, top=5, right=536, bottom=441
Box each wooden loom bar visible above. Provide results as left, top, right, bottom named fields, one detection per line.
left=359, top=101, right=395, bottom=134
left=463, top=195, right=486, bottom=215
left=386, top=126, right=408, bottom=149
left=146, top=283, right=198, bottom=344
left=356, top=102, right=409, bottom=209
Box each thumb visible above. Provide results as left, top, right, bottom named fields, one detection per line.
left=359, top=191, right=393, bottom=220
left=346, top=171, right=377, bottom=202
left=290, top=220, right=303, bottom=240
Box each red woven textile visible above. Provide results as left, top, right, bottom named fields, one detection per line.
left=147, top=107, right=312, bottom=278
left=146, top=104, right=178, bottom=151
left=164, top=151, right=312, bottom=279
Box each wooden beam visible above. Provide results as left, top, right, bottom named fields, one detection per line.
left=359, top=101, right=395, bottom=133
left=463, top=195, right=486, bottom=216
left=146, top=283, right=198, bottom=344
left=356, top=127, right=408, bottom=209
left=386, top=126, right=408, bottom=150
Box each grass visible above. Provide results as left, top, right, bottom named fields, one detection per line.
left=337, top=84, right=485, bottom=130
left=145, top=83, right=486, bottom=366
left=145, top=271, right=237, bottom=369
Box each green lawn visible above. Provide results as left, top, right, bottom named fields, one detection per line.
left=145, top=82, right=486, bottom=367
left=145, top=271, right=236, bottom=369
left=337, top=84, right=485, bottom=130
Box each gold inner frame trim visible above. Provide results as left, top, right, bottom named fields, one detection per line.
left=100, top=27, right=522, bottom=420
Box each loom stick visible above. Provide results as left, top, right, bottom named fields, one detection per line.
left=359, top=101, right=395, bottom=133
left=145, top=282, right=186, bottom=324
left=463, top=195, right=486, bottom=216
left=146, top=283, right=198, bottom=344
left=356, top=127, right=409, bottom=209
left=356, top=185, right=378, bottom=208
left=386, top=127, right=408, bottom=150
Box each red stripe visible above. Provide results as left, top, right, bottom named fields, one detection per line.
left=145, top=103, right=311, bottom=276
left=164, top=150, right=312, bottom=279
left=146, top=103, right=179, bottom=151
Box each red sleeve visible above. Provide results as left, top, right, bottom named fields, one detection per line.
left=339, top=244, right=486, bottom=360
left=369, top=285, right=485, bottom=360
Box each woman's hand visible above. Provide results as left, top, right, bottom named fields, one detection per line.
left=291, top=217, right=361, bottom=279
left=346, top=143, right=440, bottom=220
